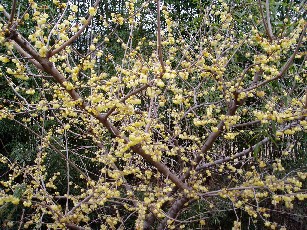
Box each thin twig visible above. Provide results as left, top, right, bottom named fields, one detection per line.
left=257, top=0, right=272, bottom=41
left=241, top=23, right=306, bottom=93
left=196, top=116, right=305, bottom=171
left=232, top=120, right=261, bottom=129
left=18, top=209, right=25, bottom=230
left=104, top=82, right=152, bottom=119
left=64, top=130, right=70, bottom=215
left=8, top=0, right=17, bottom=28
left=13, top=119, right=88, bottom=179
left=48, top=0, right=101, bottom=57
left=47, top=3, right=69, bottom=48
left=265, top=0, right=275, bottom=40
left=157, top=0, right=165, bottom=73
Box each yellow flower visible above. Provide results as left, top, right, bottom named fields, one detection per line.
left=24, top=13, right=29, bottom=20
left=156, top=79, right=165, bottom=87
left=276, top=131, right=283, bottom=136
left=71, top=26, right=78, bottom=33
left=224, top=132, right=238, bottom=140
left=26, top=89, right=35, bottom=95
left=39, top=46, right=48, bottom=57
left=118, top=16, right=124, bottom=25
left=211, top=127, right=219, bottom=132
left=0, top=56, right=9, bottom=63
left=80, top=17, right=87, bottom=24
left=6, top=68, right=14, bottom=74
left=200, top=220, right=205, bottom=225
left=11, top=197, right=20, bottom=205
left=90, top=44, right=95, bottom=51
left=89, top=7, right=97, bottom=16
left=63, top=81, right=75, bottom=90
left=256, top=91, right=265, bottom=97
left=71, top=4, right=78, bottom=12
left=259, top=161, right=266, bottom=168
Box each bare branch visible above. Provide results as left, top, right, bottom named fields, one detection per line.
left=18, top=209, right=25, bottom=230
left=8, top=0, right=17, bottom=28
left=196, top=137, right=270, bottom=171
left=257, top=0, right=274, bottom=41
left=47, top=3, right=69, bottom=48
left=157, top=0, right=165, bottom=73
left=156, top=197, right=189, bottom=230
left=231, top=120, right=261, bottom=129
left=65, top=223, right=86, bottom=230
left=265, top=0, right=275, bottom=40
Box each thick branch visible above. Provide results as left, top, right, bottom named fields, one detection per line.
left=8, top=28, right=189, bottom=192
left=65, top=223, right=86, bottom=230
left=12, top=41, right=44, bottom=70
left=156, top=197, right=189, bottom=230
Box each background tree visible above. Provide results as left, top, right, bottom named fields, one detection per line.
left=0, top=0, right=306, bottom=229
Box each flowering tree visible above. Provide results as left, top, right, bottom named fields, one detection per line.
left=0, top=0, right=306, bottom=229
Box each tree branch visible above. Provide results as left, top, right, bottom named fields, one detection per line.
left=12, top=41, right=44, bottom=70
left=65, top=223, right=86, bottom=230
left=231, top=120, right=261, bottom=129
left=257, top=0, right=273, bottom=41
left=265, top=0, right=275, bottom=40
left=196, top=116, right=306, bottom=171
left=157, top=0, right=165, bottom=73
left=241, top=23, right=306, bottom=93
left=104, top=82, right=152, bottom=119
left=8, top=0, right=17, bottom=28
left=48, top=0, right=101, bottom=57
left=179, top=99, right=238, bottom=182
left=156, top=197, right=189, bottom=230
left=8, top=27, right=189, bottom=192
left=13, top=119, right=88, bottom=179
